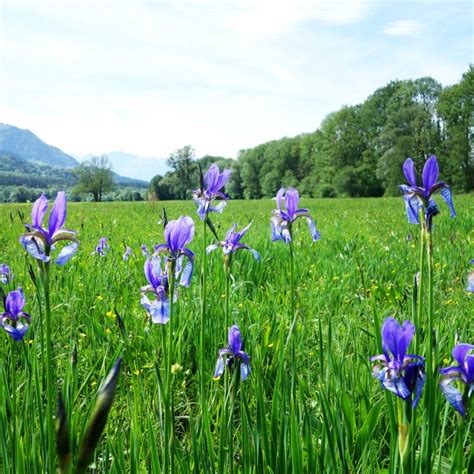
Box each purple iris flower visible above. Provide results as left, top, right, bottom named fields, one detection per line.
left=206, top=223, right=260, bottom=261
left=439, top=343, right=474, bottom=417
left=271, top=187, right=320, bottom=243
left=400, top=156, right=456, bottom=228
left=370, top=317, right=425, bottom=408
left=0, top=264, right=13, bottom=284
left=193, top=163, right=231, bottom=221
left=214, top=325, right=250, bottom=381
left=1, top=288, right=31, bottom=341
left=94, top=237, right=109, bottom=256
left=141, top=255, right=172, bottom=324
left=122, top=246, right=132, bottom=261
left=20, top=192, right=79, bottom=265
left=141, top=244, right=149, bottom=257
left=467, top=271, right=474, bottom=293
left=155, top=216, right=195, bottom=287
left=140, top=253, right=193, bottom=324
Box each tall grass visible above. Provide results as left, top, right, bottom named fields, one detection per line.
left=0, top=195, right=472, bottom=472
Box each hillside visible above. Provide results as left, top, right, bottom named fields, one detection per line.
left=0, top=129, right=148, bottom=203
left=0, top=153, right=75, bottom=188
left=0, top=123, right=79, bottom=168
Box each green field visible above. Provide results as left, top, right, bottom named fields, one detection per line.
left=0, top=195, right=473, bottom=472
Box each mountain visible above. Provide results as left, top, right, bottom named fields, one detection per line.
left=0, top=153, right=76, bottom=188
left=0, top=123, right=79, bottom=168
left=78, top=151, right=169, bottom=181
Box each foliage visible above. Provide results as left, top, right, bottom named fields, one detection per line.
left=73, top=156, right=116, bottom=202
left=149, top=149, right=235, bottom=200
left=233, top=66, right=473, bottom=199
left=0, top=196, right=472, bottom=471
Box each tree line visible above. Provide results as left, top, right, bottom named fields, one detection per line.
left=149, top=66, right=473, bottom=200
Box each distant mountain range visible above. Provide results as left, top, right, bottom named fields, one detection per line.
left=0, top=123, right=79, bottom=168
left=0, top=123, right=149, bottom=187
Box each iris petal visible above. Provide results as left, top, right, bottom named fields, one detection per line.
left=1, top=321, right=29, bottom=341
left=397, top=320, right=415, bottom=363
left=5, top=289, right=25, bottom=316
left=439, top=378, right=465, bottom=416
left=179, top=260, right=193, bottom=287
left=228, top=325, right=243, bottom=354
left=208, top=201, right=227, bottom=214
left=422, top=155, right=439, bottom=193
left=240, top=361, right=251, bottom=381
left=55, top=242, right=79, bottom=265
left=304, top=216, right=321, bottom=241
left=213, top=356, right=225, bottom=380
left=403, top=196, right=421, bottom=225
left=206, top=243, right=219, bottom=254
left=284, top=188, right=299, bottom=219
left=20, top=235, right=50, bottom=262
left=451, top=343, right=474, bottom=368
left=31, top=193, right=48, bottom=228
left=48, top=191, right=67, bottom=237
left=378, top=367, right=411, bottom=400
left=403, top=158, right=417, bottom=187
left=440, top=186, right=456, bottom=217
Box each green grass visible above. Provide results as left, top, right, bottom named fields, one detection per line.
left=0, top=196, right=473, bottom=472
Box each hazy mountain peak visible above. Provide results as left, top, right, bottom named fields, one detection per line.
left=0, top=123, right=79, bottom=168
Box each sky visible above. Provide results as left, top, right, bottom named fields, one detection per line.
left=0, top=0, right=472, bottom=179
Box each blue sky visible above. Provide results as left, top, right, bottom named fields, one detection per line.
left=0, top=0, right=472, bottom=178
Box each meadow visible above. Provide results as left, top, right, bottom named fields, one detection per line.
left=0, top=194, right=472, bottom=473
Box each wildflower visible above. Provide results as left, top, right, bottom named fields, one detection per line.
left=155, top=216, right=195, bottom=286
left=206, top=223, right=260, bottom=261
left=467, top=272, right=474, bottom=293
left=467, top=260, right=474, bottom=293
left=370, top=317, right=425, bottom=407
left=271, top=187, right=320, bottom=243
left=171, top=363, right=183, bottom=374
left=20, top=192, right=79, bottom=264
left=214, top=325, right=250, bottom=382
left=122, top=246, right=132, bottom=261
left=0, top=264, right=13, bottom=284
left=193, top=163, right=231, bottom=221
left=1, top=288, right=31, bottom=341
left=439, top=343, right=473, bottom=416
left=140, top=255, right=172, bottom=324
left=141, top=244, right=149, bottom=256
left=94, top=237, right=109, bottom=256
left=400, top=155, right=456, bottom=228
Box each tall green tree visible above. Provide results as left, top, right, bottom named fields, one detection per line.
left=437, top=65, right=474, bottom=192
left=73, top=156, right=115, bottom=202
left=166, top=145, right=197, bottom=199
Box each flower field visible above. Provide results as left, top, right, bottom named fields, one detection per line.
left=0, top=189, right=473, bottom=472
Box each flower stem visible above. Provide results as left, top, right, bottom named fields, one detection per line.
left=224, top=259, right=231, bottom=337
left=225, top=261, right=232, bottom=472
left=424, top=227, right=435, bottom=473
left=164, top=261, right=176, bottom=473
left=41, top=263, right=55, bottom=472
left=10, top=339, right=17, bottom=473
left=397, top=398, right=412, bottom=473
left=289, top=238, right=297, bottom=397
left=199, top=220, right=213, bottom=465
left=415, top=225, right=426, bottom=355
left=454, top=413, right=464, bottom=473
left=289, top=239, right=295, bottom=323
left=200, top=221, right=207, bottom=405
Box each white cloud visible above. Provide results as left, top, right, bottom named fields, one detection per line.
left=0, top=0, right=470, bottom=177
left=227, top=0, right=373, bottom=36
left=384, top=20, right=422, bottom=37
